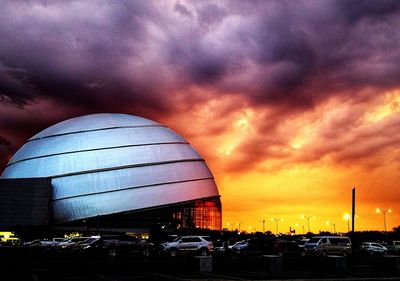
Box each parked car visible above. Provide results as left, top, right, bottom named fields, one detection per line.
left=68, top=237, right=99, bottom=251
left=303, top=236, right=352, bottom=257
left=24, top=239, right=42, bottom=247
left=231, top=238, right=274, bottom=255
left=57, top=237, right=91, bottom=248
left=160, top=235, right=213, bottom=257
left=296, top=238, right=309, bottom=249
left=79, top=235, right=155, bottom=258
left=273, top=240, right=302, bottom=256
left=231, top=240, right=250, bottom=254
left=213, top=240, right=226, bottom=254
left=360, top=242, right=388, bottom=255
left=39, top=238, right=67, bottom=247
left=223, top=240, right=245, bottom=254
left=387, top=241, right=400, bottom=253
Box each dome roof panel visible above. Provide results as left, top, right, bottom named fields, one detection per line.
left=10, top=127, right=186, bottom=164
left=3, top=143, right=201, bottom=178
left=53, top=179, right=218, bottom=223
left=30, top=113, right=159, bottom=140
left=52, top=161, right=213, bottom=200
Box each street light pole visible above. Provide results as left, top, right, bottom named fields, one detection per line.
left=236, top=222, right=243, bottom=232
left=326, top=221, right=336, bottom=234
left=376, top=208, right=392, bottom=232
left=259, top=219, right=266, bottom=233
left=301, top=215, right=314, bottom=233
left=271, top=218, right=282, bottom=234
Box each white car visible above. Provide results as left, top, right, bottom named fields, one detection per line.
left=360, top=242, right=388, bottom=255
left=303, top=236, right=352, bottom=257
left=231, top=240, right=249, bottom=253
left=57, top=237, right=91, bottom=248
left=387, top=241, right=400, bottom=253
left=161, top=236, right=213, bottom=257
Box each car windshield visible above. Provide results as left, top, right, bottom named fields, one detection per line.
left=172, top=237, right=181, bottom=242
left=307, top=238, right=321, bottom=244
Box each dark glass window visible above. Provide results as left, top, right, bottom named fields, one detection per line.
left=58, top=197, right=222, bottom=231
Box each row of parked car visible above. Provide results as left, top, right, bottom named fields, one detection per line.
left=216, top=236, right=400, bottom=257
left=21, top=235, right=400, bottom=258
left=24, top=235, right=155, bottom=258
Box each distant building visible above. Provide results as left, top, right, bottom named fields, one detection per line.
left=0, top=113, right=221, bottom=232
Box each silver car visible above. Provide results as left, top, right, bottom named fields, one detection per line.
left=161, top=236, right=213, bottom=257
left=360, top=242, right=387, bottom=255
left=303, top=236, right=352, bottom=257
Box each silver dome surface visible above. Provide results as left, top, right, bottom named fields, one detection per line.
left=1, top=113, right=219, bottom=223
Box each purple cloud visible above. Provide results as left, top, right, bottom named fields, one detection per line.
left=1, top=0, right=400, bottom=172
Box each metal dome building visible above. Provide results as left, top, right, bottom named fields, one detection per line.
left=0, top=113, right=221, bottom=231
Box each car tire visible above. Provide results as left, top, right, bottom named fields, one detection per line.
left=321, top=250, right=328, bottom=257
left=342, top=251, right=347, bottom=257
left=200, top=248, right=209, bottom=256
left=169, top=248, right=177, bottom=257
left=301, top=251, right=306, bottom=257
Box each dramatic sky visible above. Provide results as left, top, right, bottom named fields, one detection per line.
left=1, top=0, right=400, bottom=233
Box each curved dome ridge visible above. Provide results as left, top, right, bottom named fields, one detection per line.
left=30, top=113, right=160, bottom=140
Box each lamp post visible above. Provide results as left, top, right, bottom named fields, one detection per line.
left=236, top=222, right=243, bottom=232
left=296, top=223, right=305, bottom=234
left=301, top=215, right=314, bottom=233
left=271, top=218, right=282, bottom=234
left=259, top=219, right=266, bottom=233
left=376, top=208, right=392, bottom=232
left=326, top=221, right=336, bottom=234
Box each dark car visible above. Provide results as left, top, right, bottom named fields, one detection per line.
left=232, top=238, right=274, bottom=255
left=273, top=240, right=302, bottom=256
left=79, top=235, right=155, bottom=258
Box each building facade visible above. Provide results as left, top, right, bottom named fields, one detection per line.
left=0, top=113, right=221, bottom=232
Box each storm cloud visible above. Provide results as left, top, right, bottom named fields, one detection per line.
left=1, top=0, right=400, bottom=173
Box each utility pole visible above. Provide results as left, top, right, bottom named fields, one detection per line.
left=259, top=219, right=266, bottom=233
left=236, top=222, right=243, bottom=232
left=376, top=208, right=392, bottom=232
left=352, top=188, right=355, bottom=233
left=301, top=215, right=314, bottom=233
left=271, top=218, right=282, bottom=234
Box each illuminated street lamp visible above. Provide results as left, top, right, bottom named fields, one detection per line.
left=326, top=221, right=336, bottom=234
left=343, top=214, right=351, bottom=232
left=376, top=208, right=392, bottom=232
left=236, top=222, right=244, bottom=232
left=271, top=218, right=282, bottom=234
left=301, top=215, right=314, bottom=233
left=296, top=223, right=305, bottom=234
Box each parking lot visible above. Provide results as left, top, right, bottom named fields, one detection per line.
left=1, top=247, right=400, bottom=281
